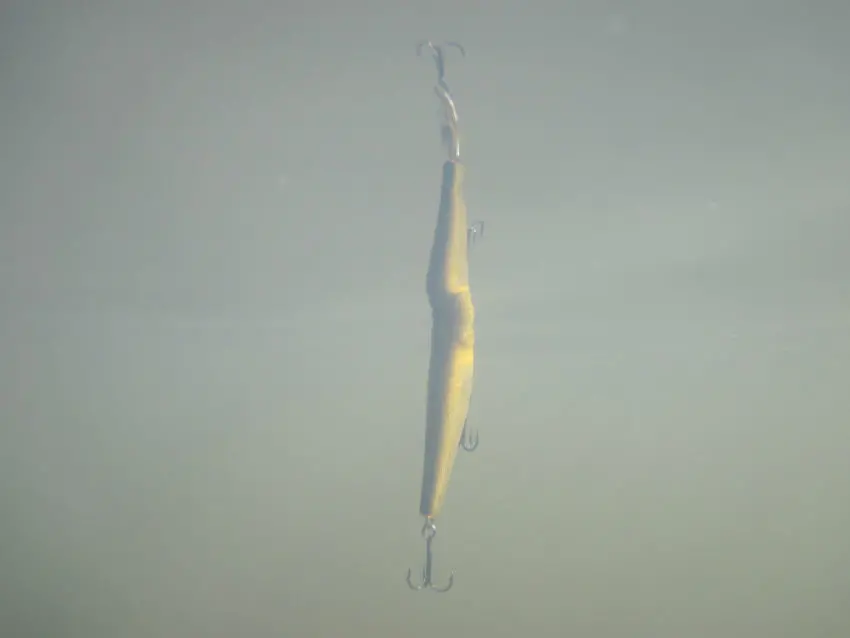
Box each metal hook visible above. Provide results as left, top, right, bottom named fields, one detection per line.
left=434, top=85, right=461, bottom=161
left=416, top=40, right=465, bottom=90
left=419, top=40, right=465, bottom=162
left=406, top=518, right=454, bottom=592
left=434, top=83, right=460, bottom=128
left=459, top=418, right=479, bottom=452
left=467, top=221, right=484, bottom=248
left=461, top=223, right=483, bottom=454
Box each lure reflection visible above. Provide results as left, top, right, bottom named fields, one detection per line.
left=407, top=40, right=478, bottom=593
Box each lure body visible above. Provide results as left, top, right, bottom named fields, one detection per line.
left=419, top=161, right=475, bottom=519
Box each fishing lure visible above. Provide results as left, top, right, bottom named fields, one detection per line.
left=407, top=40, right=480, bottom=593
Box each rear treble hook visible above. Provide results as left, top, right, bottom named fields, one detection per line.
left=406, top=518, right=454, bottom=592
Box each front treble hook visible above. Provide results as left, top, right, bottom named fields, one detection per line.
left=406, top=518, right=454, bottom=592
left=420, top=41, right=465, bottom=162
left=416, top=40, right=465, bottom=90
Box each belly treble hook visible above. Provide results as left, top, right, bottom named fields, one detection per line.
left=458, top=220, right=484, bottom=453
left=459, top=417, right=479, bottom=451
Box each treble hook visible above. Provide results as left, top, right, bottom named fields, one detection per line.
left=416, top=40, right=465, bottom=90
left=406, top=518, right=454, bottom=592
left=419, top=40, right=465, bottom=162
left=459, top=418, right=479, bottom=452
